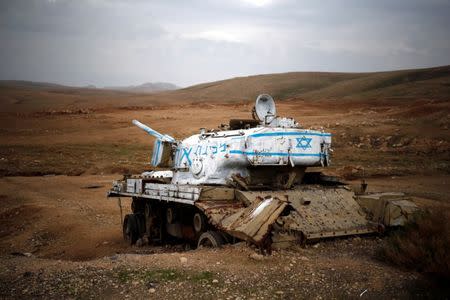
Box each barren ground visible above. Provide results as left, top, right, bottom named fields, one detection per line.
left=0, top=92, right=449, bottom=298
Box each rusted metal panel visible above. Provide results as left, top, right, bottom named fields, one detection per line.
left=385, top=200, right=418, bottom=226
left=283, top=187, right=374, bottom=239
left=237, top=187, right=374, bottom=240
left=196, top=197, right=288, bottom=244
left=199, top=186, right=236, bottom=201
left=286, top=187, right=374, bottom=238
left=355, top=193, right=418, bottom=226
left=195, top=201, right=244, bottom=226
left=220, top=196, right=288, bottom=244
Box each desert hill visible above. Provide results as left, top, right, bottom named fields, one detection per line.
left=105, top=82, right=178, bottom=93
left=0, top=80, right=178, bottom=93
left=0, top=65, right=449, bottom=112
left=0, top=80, right=179, bottom=112
left=172, top=65, right=450, bottom=102
left=0, top=80, right=68, bottom=89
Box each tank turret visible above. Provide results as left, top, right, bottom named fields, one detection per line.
left=133, top=94, right=331, bottom=188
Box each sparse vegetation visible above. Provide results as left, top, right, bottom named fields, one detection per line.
left=191, top=271, right=214, bottom=283
left=118, top=268, right=181, bottom=283
left=118, top=268, right=183, bottom=283
left=0, top=144, right=150, bottom=176
left=116, top=268, right=215, bottom=285
left=117, top=270, right=132, bottom=283
left=377, top=209, right=450, bottom=281
left=143, top=269, right=183, bottom=282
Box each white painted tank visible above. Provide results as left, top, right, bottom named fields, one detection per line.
left=134, top=94, right=332, bottom=186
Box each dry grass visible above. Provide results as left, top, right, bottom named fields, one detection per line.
left=378, top=208, right=450, bottom=282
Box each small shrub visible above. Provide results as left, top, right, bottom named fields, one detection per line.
left=377, top=208, right=450, bottom=281
left=117, top=270, right=132, bottom=283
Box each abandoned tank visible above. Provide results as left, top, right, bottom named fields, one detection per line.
left=108, top=94, right=418, bottom=249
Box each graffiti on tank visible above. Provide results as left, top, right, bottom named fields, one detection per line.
left=179, top=143, right=228, bottom=166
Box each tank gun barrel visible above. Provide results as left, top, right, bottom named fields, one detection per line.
left=132, top=120, right=175, bottom=142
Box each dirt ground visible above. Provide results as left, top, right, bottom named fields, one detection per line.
left=0, top=95, right=449, bottom=298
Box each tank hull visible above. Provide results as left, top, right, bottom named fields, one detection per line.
left=108, top=174, right=418, bottom=249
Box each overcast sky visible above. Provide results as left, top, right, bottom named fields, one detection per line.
left=1, top=0, right=449, bottom=87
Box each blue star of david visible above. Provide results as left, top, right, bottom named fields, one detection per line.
left=296, top=136, right=312, bottom=150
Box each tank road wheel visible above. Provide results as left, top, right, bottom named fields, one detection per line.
left=144, top=202, right=153, bottom=239
left=145, top=203, right=157, bottom=240
left=197, top=231, right=225, bottom=248
left=166, top=207, right=176, bottom=224
left=123, top=214, right=139, bottom=245
left=193, top=212, right=207, bottom=233
left=144, top=202, right=165, bottom=243
left=144, top=202, right=152, bottom=219
left=131, top=198, right=145, bottom=213
left=135, top=213, right=146, bottom=236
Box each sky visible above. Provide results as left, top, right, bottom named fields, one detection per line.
left=0, top=0, right=449, bottom=87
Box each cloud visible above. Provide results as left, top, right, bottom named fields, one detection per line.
left=240, top=0, right=273, bottom=7
left=0, top=0, right=449, bottom=87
